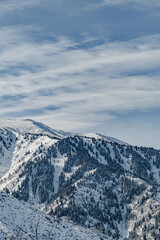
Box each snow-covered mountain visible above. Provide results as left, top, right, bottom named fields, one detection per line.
left=0, top=119, right=159, bottom=240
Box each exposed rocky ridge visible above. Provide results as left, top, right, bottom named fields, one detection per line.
left=0, top=119, right=159, bottom=239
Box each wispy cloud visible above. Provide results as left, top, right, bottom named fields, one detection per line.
left=2, top=0, right=160, bottom=14
left=0, top=0, right=43, bottom=12
left=101, top=0, right=160, bottom=8
left=84, top=0, right=160, bottom=13
left=0, top=26, right=160, bottom=133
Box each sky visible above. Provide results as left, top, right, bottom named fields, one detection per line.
left=0, top=0, right=160, bottom=148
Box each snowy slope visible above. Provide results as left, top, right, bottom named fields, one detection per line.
left=0, top=192, right=106, bottom=240
left=0, top=118, right=159, bottom=240
left=0, top=127, right=16, bottom=178
left=78, top=133, right=128, bottom=145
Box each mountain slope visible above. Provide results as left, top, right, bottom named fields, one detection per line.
left=0, top=119, right=159, bottom=240
left=0, top=192, right=106, bottom=240
left=0, top=127, right=16, bottom=178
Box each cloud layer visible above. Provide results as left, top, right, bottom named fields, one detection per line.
left=0, top=26, right=160, bottom=135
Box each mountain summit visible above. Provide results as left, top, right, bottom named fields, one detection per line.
left=0, top=119, right=159, bottom=240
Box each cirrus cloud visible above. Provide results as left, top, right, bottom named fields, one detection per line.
left=0, top=26, right=160, bottom=136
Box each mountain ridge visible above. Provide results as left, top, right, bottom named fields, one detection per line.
left=0, top=118, right=159, bottom=240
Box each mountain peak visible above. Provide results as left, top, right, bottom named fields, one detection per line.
left=0, top=118, right=70, bottom=139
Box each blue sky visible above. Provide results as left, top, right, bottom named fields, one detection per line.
left=0, top=0, right=160, bottom=148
